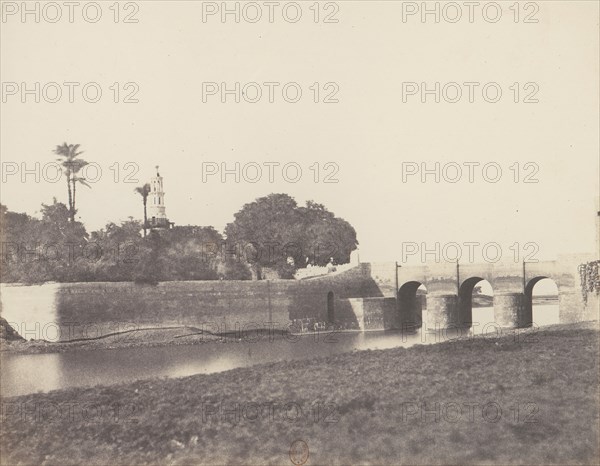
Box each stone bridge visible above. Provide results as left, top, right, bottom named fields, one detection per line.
left=1, top=254, right=596, bottom=339
left=327, top=253, right=599, bottom=331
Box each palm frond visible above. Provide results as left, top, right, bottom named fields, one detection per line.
left=73, top=176, right=91, bottom=189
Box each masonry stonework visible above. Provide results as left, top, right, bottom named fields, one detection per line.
left=1, top=253, right=597, bottom=340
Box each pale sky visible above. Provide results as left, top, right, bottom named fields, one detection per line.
left=1, top=1, right=598, bottom=264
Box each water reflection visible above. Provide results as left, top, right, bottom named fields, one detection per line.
left=1, top=329, right=427, bottom=397
left=0, top=305, right=559, bottom=397
left=1, top=352, right=62, bottom=396
left=0, top=283, right=60, bottom=341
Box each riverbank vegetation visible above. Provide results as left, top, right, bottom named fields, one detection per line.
left=1, top=193, right=358, bottom=283
left=1, top=321, right=597, bottom=465
left=0, top=323, right=227, bottom=354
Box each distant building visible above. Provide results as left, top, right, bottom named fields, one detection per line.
left=147, top=166, right=173, bottom=230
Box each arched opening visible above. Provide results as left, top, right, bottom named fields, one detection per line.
left=327, top=291, right=334, bottom=323
left=525, top=277, right=559, bottom=326
left=458, top=277, right=494, bottom=328
left=397, top=281, right=426, bottom=328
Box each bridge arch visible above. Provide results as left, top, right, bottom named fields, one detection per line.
left=459, top=277, right=482, bottom=327
left=397, top=281, right=426, bottom=328
left=458, top=277, right=494, bottom=328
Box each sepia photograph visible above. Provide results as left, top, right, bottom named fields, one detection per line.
left=0, top=1, right=599, bottom=465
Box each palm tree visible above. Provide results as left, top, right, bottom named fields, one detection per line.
left=72, top=173, right=91, bottom=221
left=53, top=143, right=90, bottom=222
left=135, top=183, right=151, bottom=237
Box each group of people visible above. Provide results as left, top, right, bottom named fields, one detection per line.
left=289, top=318, right=326, bottom=333
left=288, top=318, right=359, bottom=334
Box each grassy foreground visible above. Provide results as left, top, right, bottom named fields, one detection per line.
left=1, top=322, right=598, bottom=465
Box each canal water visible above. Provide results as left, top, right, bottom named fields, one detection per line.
left=1, top=283, right=560, bottom=397
left=1, top=304, right=559, bottom=397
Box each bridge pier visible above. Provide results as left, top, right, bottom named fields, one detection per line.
left=425, top=294, right=459, bottom=329
left=493, top=292, right=531, bottom=328
left=558, top=291, right=586, bottom=323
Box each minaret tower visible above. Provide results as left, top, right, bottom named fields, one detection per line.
left=148, top=165, right=170, bottom=229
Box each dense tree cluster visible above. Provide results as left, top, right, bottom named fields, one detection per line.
left=1, top=194, right=358, bottom=284
left=3, top=142, right=359, bottom=283
left=225, top=194, right=358, bottom=278
left=0, top=200, right=238, bottom=283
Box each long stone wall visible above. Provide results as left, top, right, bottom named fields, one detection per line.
left=1, top=254, right=597, bottom=341
left=0, top=264, right=384, bottom=341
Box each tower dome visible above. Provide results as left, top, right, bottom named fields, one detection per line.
left=147, top=165, right=171, bottom=229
